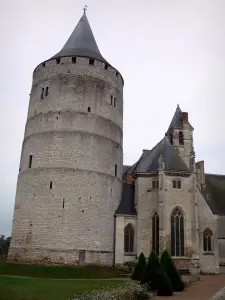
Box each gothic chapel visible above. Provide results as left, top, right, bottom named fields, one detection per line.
left=8, top=11, right=225, bottom=275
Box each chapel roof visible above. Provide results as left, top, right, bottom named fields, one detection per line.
left=127, top=136, right=190, bottom=174
left=50, top=11, right=109, bottom=64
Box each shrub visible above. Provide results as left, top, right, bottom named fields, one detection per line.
left=141, top=251, right=173, bottom=296
left=131, top=252, right=146, bottom=281
left=160, top=250, right=185, bottom=292
left=116, top=265, right=130, bottom=273
left=71, top=281, right=153, bottom=300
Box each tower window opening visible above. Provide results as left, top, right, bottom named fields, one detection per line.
left=89, top=59, right=94, bottom=65
left=110, top=95, right=113, bottom=105
left=56, top=58, right=61, bottom=64
left=179, top=131, right=184, bottom=145
left=72, top=57, right=77, bottom=64
left=116, top=71, right=119, bottom=77
left=50, top=181, right=53, bottom=190
left=41, top=88, right=44, bottom=100
left=105, top=64, right=109, bottom=70
left=88, top=107, right=91, bottom=112
left=29, top=155, right=33, bottom=168
left=115, top=164, right=118, bottom=177
left=114, top=97, right=116, bottom=107
left=45, top=86, right=49, bottom=97
left=62, top=198, right=65, bottom=209
left=42, top=62, right=46, bottom=68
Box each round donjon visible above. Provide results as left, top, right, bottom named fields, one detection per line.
left=8, top=11, right=124, bottom=266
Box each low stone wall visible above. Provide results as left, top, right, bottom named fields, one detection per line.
left=211, top=287, right=225, bottom=300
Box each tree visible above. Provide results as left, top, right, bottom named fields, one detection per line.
left=0, top=235, right=11, bottom=258
left=131, top=252, right=146, bottom=281
left=141, top=251, right=173, bottom=296
left=160, top=249, right=185, bottom=292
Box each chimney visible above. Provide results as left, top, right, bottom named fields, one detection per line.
left=182, top=112, right=188, bottom=122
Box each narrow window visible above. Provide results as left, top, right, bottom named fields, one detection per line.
left=105, top=64, right=109, bottom=70
left=45, top=86, right=49, bottom=97
left=172, top=180, right=176, bottom=188
left=88, top=107, right=91, bottom=112
left=29, top=155, right=33, bottom=168
left=152, top=180, right=159, bottom=189
left=41, top=88, right=44, bottom=100
left=203, top=228, right=212, bottom=252
left=171, top=207, right=184, bottom=256
left=177, top=180, right=181, bottom=189
left=56, top=58, right=61, bottom=64
left=116, top=71, right=119, bottom=77
left=72, top=57, right=76, bottom=64
left=42, top=62, right=46, bottom=68
left=152, top=212, right=159, bottom=255
left=62, top=198, right=65, bottom=209
left=89, top=59, right=94, bottom=65
left=114, top=97, right=116, bottom=107
left=124, top=224, right=134, bottom=253
left=50, top=181, right=53, bottom=190
left=115, top=164, right=118, bottom=177
left=169, top=133, right=173, bottom=145
left=179, top=131, right=184, bottom=145
left=110, top=95, right=113, bottom=105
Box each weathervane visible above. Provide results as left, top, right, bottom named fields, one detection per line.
left=83, top=5, right=88, bottom=13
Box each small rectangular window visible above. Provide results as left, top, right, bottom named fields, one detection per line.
left=56, top=58, right=61, bottom=64
left=45, top=86, right=49, bottom=97
left=115, top=164, right=118, bottom=177
left=72, top=57, right=76, bottom=64
left=41, top=88, right=44, bottom=100
left=50, top=181, right=53, bottom=190
left=114, top=97, right=116, bottom=107
left=177, top=180, right=181, bottom=189
left=172, top=180, right=176, bottom=189
left=105, top=64, right=109, bottom=70
left=42, top=62, right=46, bottom=68
left=116, top=71, right=119, bottom=77
left=62, top=198, right=65, bottom=209
left=152, top=180, right=159, bottom=189
left=111, top=95, right=113, bottom=105
left=88, top=107, right=91, bottom=112
left=89, top=59, right=94, bottom=65
left=29, top=155, right=33, bottom=168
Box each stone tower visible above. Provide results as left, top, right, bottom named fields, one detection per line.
left=166, top=105, right=195, bottom=170
left=8, top=11, right=124, bottom=266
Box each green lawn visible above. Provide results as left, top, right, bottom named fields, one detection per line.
left=0, top=276, right=126, bottom=300
left=0, top=261, right=120, bottom=279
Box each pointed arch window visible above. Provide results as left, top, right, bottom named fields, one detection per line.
left=203, top=228, right=212, bottom=252
left=179, top=131, right=184, bottom=145
left=124, top=224, right=134, bottom=253
left=171, top=207, right=184, bottom=256
left=152, top=212, right=159, bottom=255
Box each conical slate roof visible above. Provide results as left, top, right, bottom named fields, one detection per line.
left=129, top=137, right=189, bottom=174
left=166, top=105, right=194, bottom=134
left=50, top=12, right=109, bottom=64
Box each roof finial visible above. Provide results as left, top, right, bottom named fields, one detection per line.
left=83, top=5, right=88, bottom=14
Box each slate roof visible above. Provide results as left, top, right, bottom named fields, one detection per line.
left=128, top=136, right=190, bottom=174
left=50, top=12, right=109, bottom=64
left=166, top=105, right=194, bottom=135
left=204, top=174, right=225, bottom=215
left=115, top=183, right=136, bottom=215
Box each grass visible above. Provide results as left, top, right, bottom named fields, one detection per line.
left=0, top=261, right=120, bottom=279
left=0, top=276, right=126, bottom=300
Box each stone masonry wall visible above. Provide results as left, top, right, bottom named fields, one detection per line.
left=8, top=56, right=123, bottom=266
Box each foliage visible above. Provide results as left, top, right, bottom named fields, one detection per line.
left=160, top=249, right=185, bottom=292
left=116, top=264, right=130, bottom=273
left=141, top=251, right=173, bottom=296
left=0, top=276, right=125, bottom=300
left=131, top=252, right=146, bottom=281
left=0, top=235, right=11, bottom=258
left=71, top=281, right=153, bottom=300
left=0, top=261, right=120, bottom=279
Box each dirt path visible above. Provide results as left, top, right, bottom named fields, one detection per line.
left=159, top=275, right=225, bottom=300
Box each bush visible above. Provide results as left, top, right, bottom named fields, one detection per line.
left=71, top=281, right=153, bottom=300
left=160, top=250, right=185, bottom=292
left=116, top=265, right=130, bottom=273
left=141, top=251, right=173, bottom=296
left=131, top=253, right=146, bottom=281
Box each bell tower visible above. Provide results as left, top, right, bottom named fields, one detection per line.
left=166, top=105, right=195, bottom=171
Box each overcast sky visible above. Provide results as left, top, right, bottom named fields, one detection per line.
left=0, top=0, right=225, bottom=236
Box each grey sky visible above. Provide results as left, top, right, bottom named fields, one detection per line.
left=1, top=0, right=225, bottom=236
